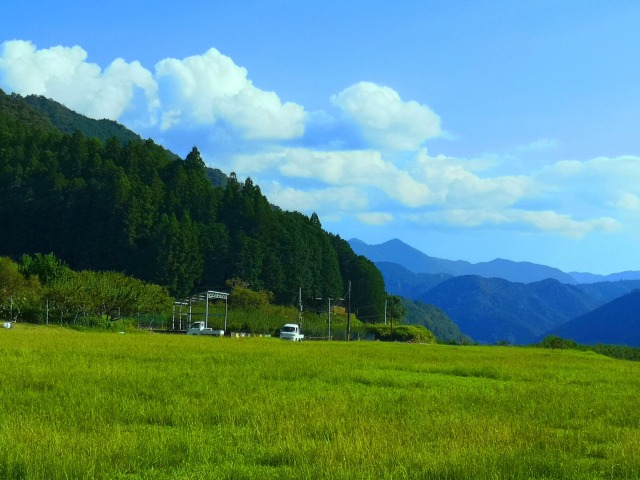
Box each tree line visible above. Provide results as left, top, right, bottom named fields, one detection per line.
left=0, top=89, right=387, bottom=317
left=0, top=253, right=172, bottom=326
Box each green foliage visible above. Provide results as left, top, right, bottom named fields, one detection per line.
left=44, top=270, right=172, bottom=326
left=366, top=323, right=436, bottom=343
left=0, top=255, right=172, bottom=326
left=330, top=234, right=387, bottom=322
left=0, top=90, right=388, bottom=311
left=538, top=335, right=640, bottom=361
left=0, top=257, right=42, bottom=322
left=401, top=297, right=469, bottom=344
left=385, top=294, right=407, bottom=323
left=19, top=253, right=71, bottom=285
left=21, top=93, right=142, bottom=145
left=228, top=285, right=273, bottom=309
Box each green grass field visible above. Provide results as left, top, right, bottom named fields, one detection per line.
left=1, top=325, right=639, bottom=479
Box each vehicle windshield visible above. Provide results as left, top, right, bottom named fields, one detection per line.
left=282, top=326, right=296, bottom=332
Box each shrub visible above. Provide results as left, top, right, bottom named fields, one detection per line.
left=365, top=324, right=436, bottom=343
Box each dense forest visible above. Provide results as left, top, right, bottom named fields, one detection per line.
left=0, top=89, right=387, bottom=317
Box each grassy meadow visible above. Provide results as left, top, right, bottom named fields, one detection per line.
left=1, top=325, right=639, bottom=479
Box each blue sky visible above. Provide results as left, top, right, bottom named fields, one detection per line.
left=2, top=1, right=640, bottom=274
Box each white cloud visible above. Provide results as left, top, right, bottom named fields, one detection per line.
left=536, top=155, right=640, bottom=214
left=518, top=211, right=620, bottom=237
left=357, top=212, right=394, bottom=225
left=1, top=40, right=634, bottom=243
left=613, top=192, right=640, bottom=211
left=515, top=138, right=559, bottom=153
left=410, top=208, right=620, bottom=238
left=414, top=149, right=534, bottom=208
left=264, top=182, right=367, bottom=213
left=0, top=41, right=305, bottom=140
left=155, top=48, right=305, bottom=139
left=232, top=148, right=432, bottom=207
left=331, top=81, right=441, bottom=150
left=0, top=40, right=157, bottom=121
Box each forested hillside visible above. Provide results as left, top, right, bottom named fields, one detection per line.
left=21, top=94, right=143, bottom=145
left=551, top=289, right=640, bottom=346
left=420, top=276, right=600, bottom=344
left=0, top=89, right=386, bottom=316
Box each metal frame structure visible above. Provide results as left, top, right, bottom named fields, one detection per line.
left=171, top=290, right=229, bottom=332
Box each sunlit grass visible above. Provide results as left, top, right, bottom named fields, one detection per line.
left=1, top=325, right=639, bottom=479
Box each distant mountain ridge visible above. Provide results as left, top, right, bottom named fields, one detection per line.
left=349, top=238, right=640, bottom=284
left=419, top=276, right=599, bottom=345
left=352, top=238, right=640, bottom=345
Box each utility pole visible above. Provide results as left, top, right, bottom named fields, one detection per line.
left=298, top=287, right=303, bottom=327
left=328, top=298, right=332, bottom=340
left=346, top=281, right=351, bottom=341
left=384, top=298, right=387, bottom=325
left=316, top=297, right=335, bottom=340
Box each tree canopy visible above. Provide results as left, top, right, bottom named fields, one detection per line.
left=0, top=89, right=388, bottom=320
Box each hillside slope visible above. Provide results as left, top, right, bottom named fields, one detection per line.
left=0, top=89, right=387, bottom=317
left=419, top=276, right=599, bottom=344
left=401, top=298, right=467, bottom=344
left=22, top=94, right=142, bottom=145
left=551, top=289, right=640, bottom=346
left=376, top=261, right=452, bottom=299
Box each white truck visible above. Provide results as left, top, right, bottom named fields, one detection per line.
left=186, top=321, right=224, bottom=337
left=279, top=323, right=304, bottom=341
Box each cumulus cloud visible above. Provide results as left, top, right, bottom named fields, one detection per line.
left=155, top=48, right=305, bottom=139
left=535, top=155, right=640, bottom=215
left=264, top=182, right=367, bottom=213
left=413, top=149, right=534, bottom=209
left=331, top=81, right=441, bottom=150
left=232, top=148, right=432, bottom=207
left=0, top=40, right=157, bottom=121
left=0, top=41, right=305, bottom=140
left=1, top=40, right=633, bottom=242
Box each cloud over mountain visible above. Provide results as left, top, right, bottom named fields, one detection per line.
left=0, top=41, right=305, bottom=141
left=0, top=40, right=157, bottom=121
left=155, top=48, right=305, bottom=139
left=331, top=81, right=442, bottom=150
left=0, top=39, right=634, bottom=251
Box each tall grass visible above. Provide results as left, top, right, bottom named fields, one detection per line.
left=1, top=325, right=639, bottom=479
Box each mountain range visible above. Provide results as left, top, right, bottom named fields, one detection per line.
left=350, top=238, right=640, bottom=346
left=3, top=88, right=637, bottom=347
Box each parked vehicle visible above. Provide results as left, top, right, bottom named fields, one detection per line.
left=186, top=321, right=224, bottom=336
left=279, top=323, right=304, bottom=341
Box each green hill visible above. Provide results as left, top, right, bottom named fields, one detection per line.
left=21, top=94, right=142, bottom=145
left=420, top=276, right=599, bottom=344
left=552, top=289, right=640, bottom=346
left=0, top=89, right=386, bottom=319
left=401, top=297, right=468, bottom=344
left=18, top=92, right=228, bottom=187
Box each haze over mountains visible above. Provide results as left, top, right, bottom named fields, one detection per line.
left=350, top=238, right=640, bottom=346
